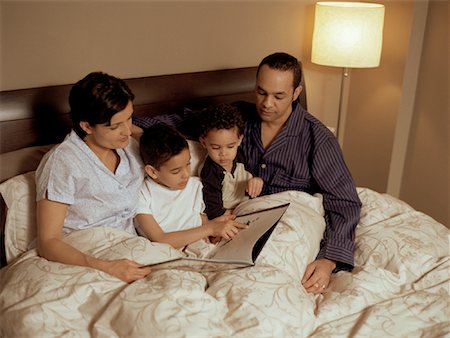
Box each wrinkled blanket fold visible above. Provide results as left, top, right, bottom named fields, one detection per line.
left=1, top=189, right=448, bottom=337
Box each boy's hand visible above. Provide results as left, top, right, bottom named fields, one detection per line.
left=208, top=215, right=248, bottom=240
left=246, top=177, right=264, bottom=198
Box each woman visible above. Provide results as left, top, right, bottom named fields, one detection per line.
left=36, top=72, right=152, bottom=283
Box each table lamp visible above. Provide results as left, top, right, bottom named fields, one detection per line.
left=311, top=1, right=385, bottom=144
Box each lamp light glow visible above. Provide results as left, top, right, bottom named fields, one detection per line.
left=312, top=2, right=385, bottom=68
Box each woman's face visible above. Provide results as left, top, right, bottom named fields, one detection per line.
left=82, top=100, right=134, bottom=152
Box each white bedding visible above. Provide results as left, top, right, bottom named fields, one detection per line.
left=0, top=187, right=449, bottom=337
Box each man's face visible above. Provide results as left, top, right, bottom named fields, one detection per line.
left=255, top=65, right=301, bottom=124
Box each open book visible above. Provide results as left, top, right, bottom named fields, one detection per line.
left=149, top=203, right=290, bottom=272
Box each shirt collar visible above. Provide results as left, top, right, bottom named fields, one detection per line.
left=284, top=101, right=306, bottom=136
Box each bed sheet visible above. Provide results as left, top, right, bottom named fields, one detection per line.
left=0, top=189, right=449, bottom=338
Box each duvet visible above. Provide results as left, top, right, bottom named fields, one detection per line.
left=0, top=188, right=449, bottom=337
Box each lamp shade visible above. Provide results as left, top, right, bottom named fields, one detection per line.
left=311, top=2, right=385, bottom=68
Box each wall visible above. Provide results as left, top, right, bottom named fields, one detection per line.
left=1, top=0, right=448, bottom=226
left=343, top=1, right=413, bottom=193
left=343, top=0, right=448, bottom=226
left=400, top=0, right=449, bottom=226
left=0, top=1, right=342, bottom=127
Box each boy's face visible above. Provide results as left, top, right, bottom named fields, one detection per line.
left=145, top=147, right=191, bottom=190
left=200, top=127, right=243, bottom=171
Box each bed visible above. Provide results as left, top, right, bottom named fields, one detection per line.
left=0, top=67, right=449, bottom=338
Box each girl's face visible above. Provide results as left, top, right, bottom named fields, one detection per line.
left=145, top=147, right=191, bottom=190
left=81, top=100, right=134, bottom=153
left=200, top=127, right=243, bottom=172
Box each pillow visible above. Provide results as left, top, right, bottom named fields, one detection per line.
left=187, top=140, right=207, bottom=176
left=0, top=171, right=36, bottom=263
left=0, top=144, right=54, bottom=183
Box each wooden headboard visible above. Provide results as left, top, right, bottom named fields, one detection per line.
left=0, top=66, right=307, bottom=266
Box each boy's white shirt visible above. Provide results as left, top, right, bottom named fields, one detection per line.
left=135, top=176, right=205, bottom=234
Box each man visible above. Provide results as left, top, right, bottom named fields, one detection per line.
left=237, top=52, right=361, bottom=294
left=132, top=52, right=362, bottom=294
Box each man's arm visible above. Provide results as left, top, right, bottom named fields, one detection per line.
left=301, top=136, right=361, bottom=293
left=312, top=137, right=362, bottom=271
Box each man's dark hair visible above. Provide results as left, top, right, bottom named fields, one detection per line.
left=140, top=124, right=188, bottom=169
left=69, top=72, right=135, bottom=139
left=198, top=103, right=244, bottom=138
left=257, top=52, right=303, bottom=89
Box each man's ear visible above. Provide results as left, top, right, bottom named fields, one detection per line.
left=79, top=121, right=93, bottom=135
left=144, top=164, right=158, bottom=180
left=293, top=85, right=303, bottom=102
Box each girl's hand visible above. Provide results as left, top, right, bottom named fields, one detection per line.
left=246, top=177, right=264, bottom=198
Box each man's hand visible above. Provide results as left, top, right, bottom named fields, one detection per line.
left=301, top=258, right=336, bottom=294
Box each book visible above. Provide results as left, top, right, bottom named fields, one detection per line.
left=148, top=203, right=290, bottom=272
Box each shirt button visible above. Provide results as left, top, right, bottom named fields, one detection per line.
left=261, top=164, right=267, bottom=169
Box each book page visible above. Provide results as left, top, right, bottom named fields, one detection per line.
left=147, top=203, right=289, bottom=272
left=150, top=257, right=250, bottom=272
left=206, top=203, right=289, bottom=262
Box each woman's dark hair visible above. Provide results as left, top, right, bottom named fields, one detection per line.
left=198, top=103, right=244, bottom=138
left=69, top=72, right=134, bottom=138
left=257, top=52, right=302, bottom=89
left=139, top=124, right=188, bottom=169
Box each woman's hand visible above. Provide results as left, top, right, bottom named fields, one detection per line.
left=246, top=177, right=264, bottom=198
left=94, top=258, right=152, bottom=283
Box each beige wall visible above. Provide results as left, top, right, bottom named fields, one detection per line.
left=1, top=0, right=448, bottom=226
left=344, top=1, right=414, bottom=193
left=0, top=0, right=341, bottom=126
left=400, top=0, right=449, bottom=226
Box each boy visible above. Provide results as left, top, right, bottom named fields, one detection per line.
left=199, top=103, right=263, bottom=219
left=135, top=124, right=247, bottom=249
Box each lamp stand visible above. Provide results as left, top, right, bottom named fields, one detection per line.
left=336, top=67, right=350, bottom=147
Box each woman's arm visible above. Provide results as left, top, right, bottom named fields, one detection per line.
left=37, top=198, right=152, bottom=283
left=135, top=213, right=246, bottom=249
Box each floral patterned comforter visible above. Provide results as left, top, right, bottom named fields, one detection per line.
left=0, top=188, right=448, bottom=337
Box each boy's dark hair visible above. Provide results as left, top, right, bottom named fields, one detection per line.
left=139, top=124, right=188, bottom=169
left=69, top=72, right=135, bottom=139
left=198, top=103, right=244, bottom=138
left=257, top=52, right=303, bottom=89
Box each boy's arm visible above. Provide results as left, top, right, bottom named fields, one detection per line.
left=136, top=213, right=210, bottom=249
left=200, top=160, right=228, bottom=218
left=135, top=213, right=246, bottom=249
